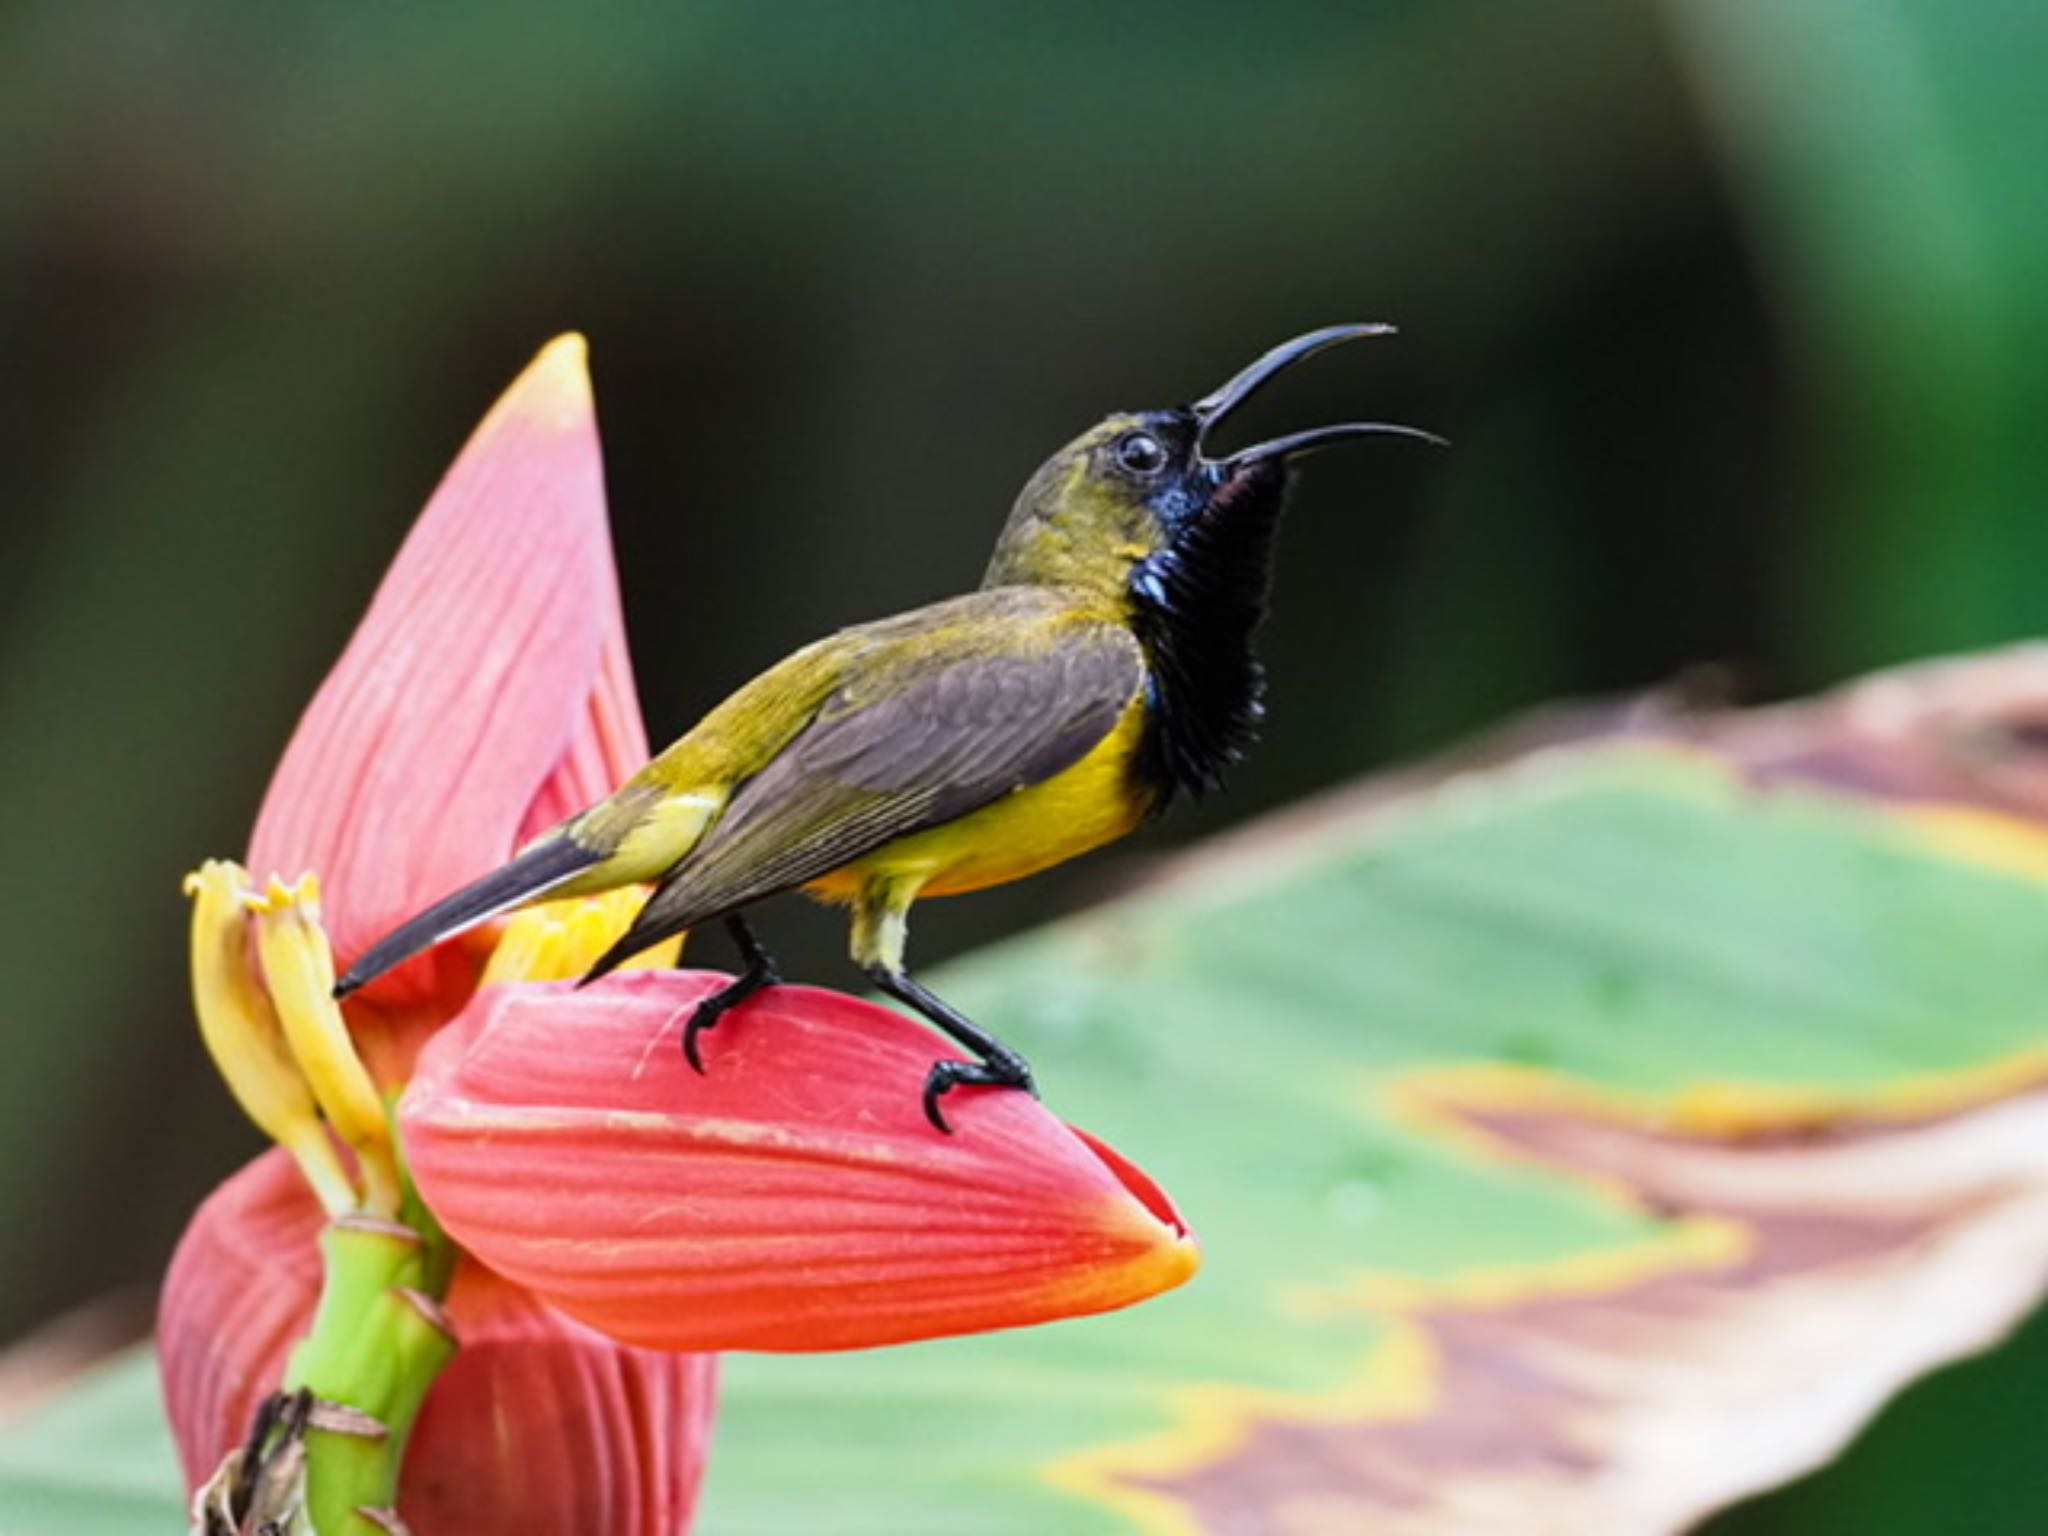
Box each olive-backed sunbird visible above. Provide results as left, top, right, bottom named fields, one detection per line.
left=335, top=325, right=1438, bottom=1129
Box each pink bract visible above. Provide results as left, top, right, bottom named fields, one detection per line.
left=248, top=337, right=646, bottom=1033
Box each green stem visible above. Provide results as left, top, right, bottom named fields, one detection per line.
left=281, top=1137, right=458, bottom=1532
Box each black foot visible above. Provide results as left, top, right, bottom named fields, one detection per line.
left=862, top=960, right=1039, bottom=1132
left=682, top=915, right=781, bottom=1074
left=922, top=1049, right=1037, bottom=1134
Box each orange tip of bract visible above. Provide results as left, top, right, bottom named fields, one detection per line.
left=487, top=333, right=592, bottom=437
left=399, top=973, right=1200, bottom=1352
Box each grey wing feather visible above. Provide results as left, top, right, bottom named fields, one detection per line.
left=619, top=625, right=1143, bottom=946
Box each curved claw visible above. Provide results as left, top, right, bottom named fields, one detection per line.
left=678, top=964, right=780, bottom=1075
left=921, top=1055, right=1038, bottom=1134
left=675, top=919, right=784, bottom=1077
left=681, top=1001, right=721, bottom=1075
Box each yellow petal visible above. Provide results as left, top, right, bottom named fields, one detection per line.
left=246, top=873, right=401, bottom=1217
left=480, top=887, right=683, bottom=989
left=184, top=861, right=353, bottom=1215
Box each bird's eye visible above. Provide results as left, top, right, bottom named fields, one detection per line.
left=1113, top=430, right=1169, bottom=477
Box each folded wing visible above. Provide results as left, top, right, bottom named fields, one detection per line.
left=586, top=609, right=1144, bottom=976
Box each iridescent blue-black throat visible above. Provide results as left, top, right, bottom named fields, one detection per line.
left=1126, top=459, right=1291, bottom=802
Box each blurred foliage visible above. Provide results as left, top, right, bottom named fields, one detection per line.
left=2, top=0, right=2046, bottom=1528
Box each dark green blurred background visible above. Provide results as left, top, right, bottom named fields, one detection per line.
left=4, top=1, right=2046, bottom=1524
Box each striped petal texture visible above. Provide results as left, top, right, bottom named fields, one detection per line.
left=400, top=973, right=1200, bottom=1351
left=247, top=336, right=647, bottom=1023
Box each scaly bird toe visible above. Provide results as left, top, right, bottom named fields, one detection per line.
left=921, top=1054, right=1037, bottom=1134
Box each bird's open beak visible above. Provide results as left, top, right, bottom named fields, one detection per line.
left=1192, top=324, right=1445, bottom=472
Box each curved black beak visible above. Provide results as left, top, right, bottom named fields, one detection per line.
left=1192, top=323, right=1446, bottom=471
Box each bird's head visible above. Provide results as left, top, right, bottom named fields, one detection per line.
left=982, top=324, right=1438, bottom=602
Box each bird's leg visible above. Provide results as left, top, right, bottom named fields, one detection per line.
left=862, top=964, right=1038, bottom=1132
left=682, top=913, right=782, bottom=1073
left=852, top=876, right=1035, bottom=1133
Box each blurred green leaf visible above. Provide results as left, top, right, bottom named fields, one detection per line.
left=1673, top=0, right=2048, bottom=674
left=0, top=1353, right=183, bottom=1532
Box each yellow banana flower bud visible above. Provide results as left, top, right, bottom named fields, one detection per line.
left=184, top=860, right=354, bottom=1217
left=245, top=874, right=402, bottom=1218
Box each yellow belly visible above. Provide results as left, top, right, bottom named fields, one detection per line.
left=806, top=699, right=1155, bottom=902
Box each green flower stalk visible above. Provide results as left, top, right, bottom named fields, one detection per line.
left=183, top=866, right=460, bottom=1534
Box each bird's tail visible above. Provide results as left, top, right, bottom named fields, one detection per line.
left=332, top=836, right=606, bottom=998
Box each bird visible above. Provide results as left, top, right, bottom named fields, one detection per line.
left=334, top=324, right=1439, bottom=1130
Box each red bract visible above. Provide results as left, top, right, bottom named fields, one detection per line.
left=401, top=974, right=1200, bottom=1351
left=248, top=335, right=647, bottom=1052
left=161, top=1150, right=717, bottom=1536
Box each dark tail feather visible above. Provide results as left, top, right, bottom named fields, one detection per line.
left=575, top=908, right=666, bottom=989
left=333, top=837, right=606, bottom=998
left=576, top=936, right=635, bottom=989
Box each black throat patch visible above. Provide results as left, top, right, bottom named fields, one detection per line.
left=1127, top=460, right=1291, bottom=801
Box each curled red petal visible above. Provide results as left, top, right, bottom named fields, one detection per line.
left=246, top=336, right=647, bottom=1011
left=159, top=1148, right=716, bottom=1535
left=399, top=974, right=1200, bottom=1352
left=158, top=1149, right=322, bottom=1479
